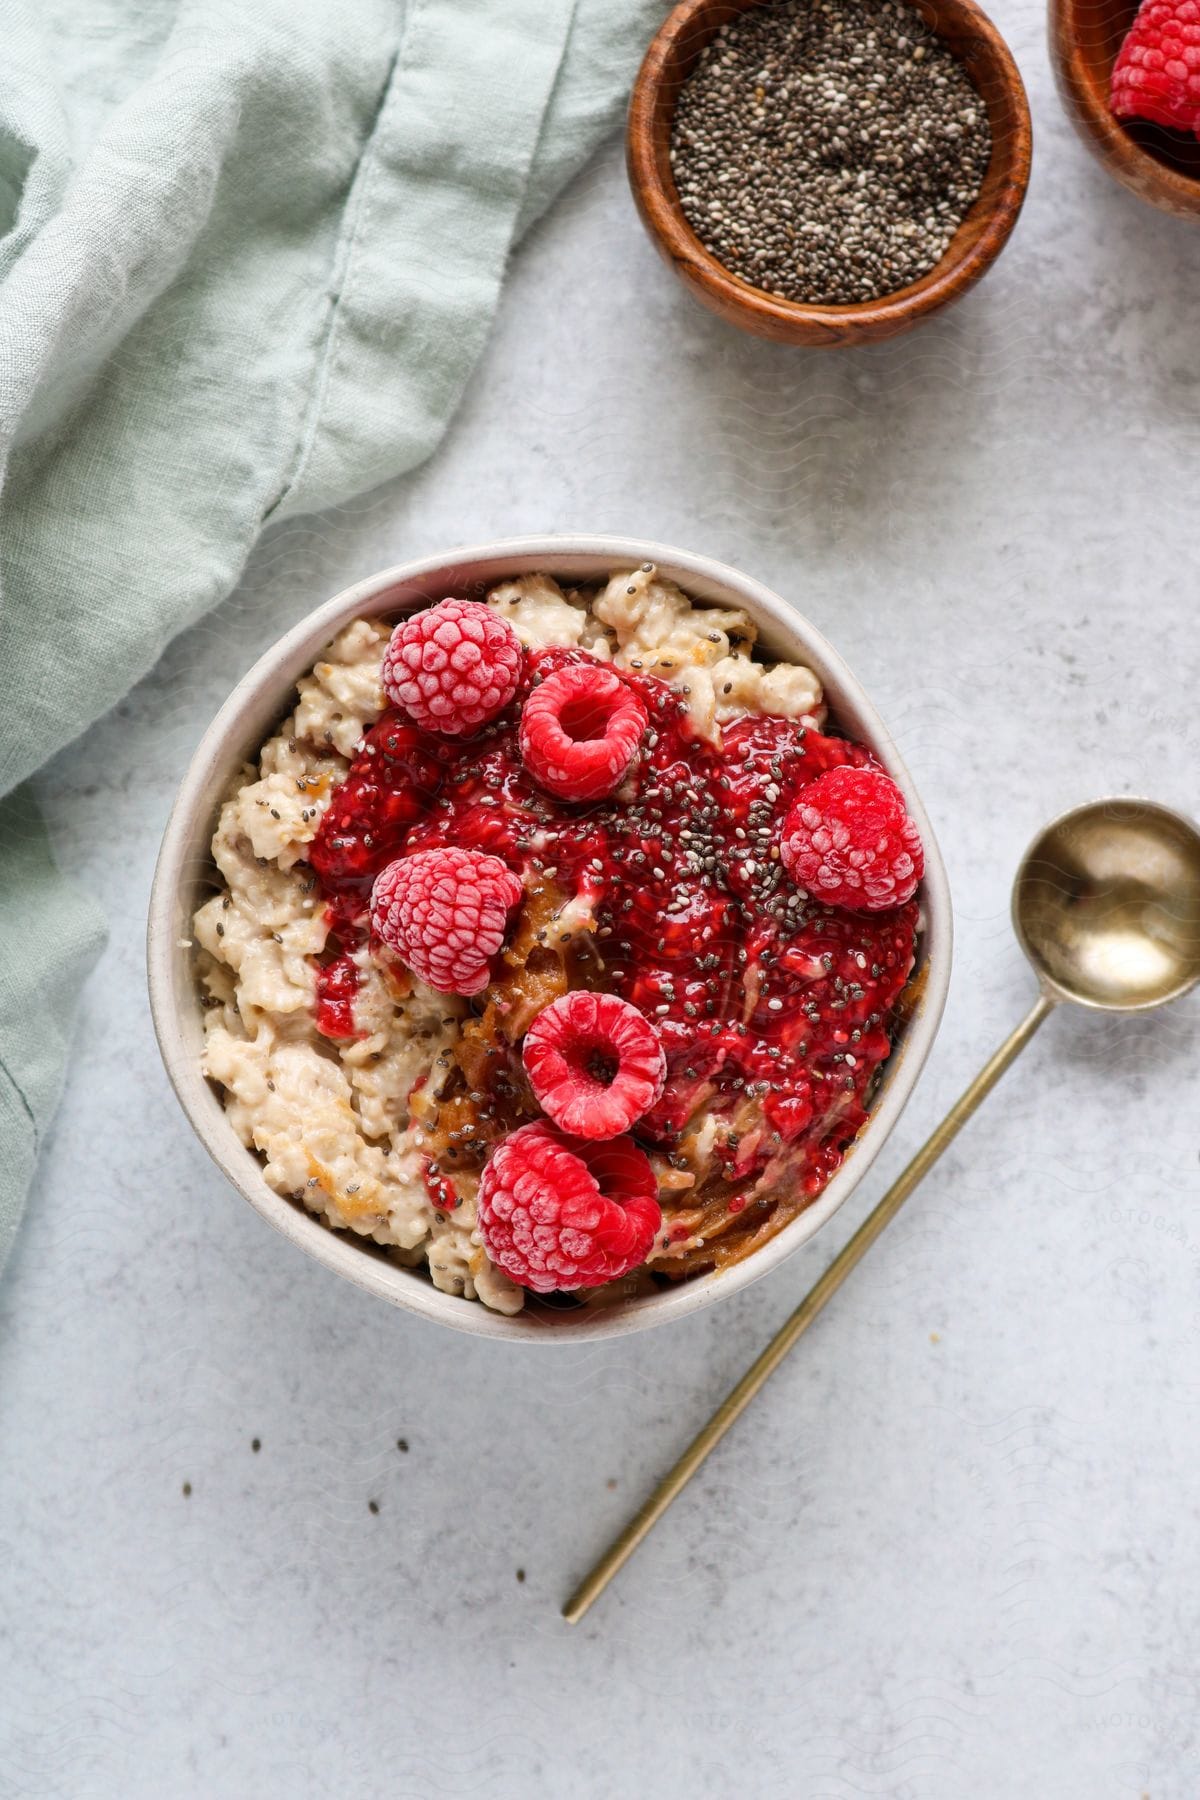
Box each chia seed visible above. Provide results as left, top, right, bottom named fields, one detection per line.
left=669, top=0, right=991, bottom=305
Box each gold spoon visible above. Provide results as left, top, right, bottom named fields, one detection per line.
left=564, top=797, right=1200, bottom=1624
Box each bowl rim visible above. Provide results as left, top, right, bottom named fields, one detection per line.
left=147, top=534, right=953, bottom=1342
left=627, top=0, right=1033, bottom=342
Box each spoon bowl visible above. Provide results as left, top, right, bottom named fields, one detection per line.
left=1012, top=798, right=1200, bottom=1012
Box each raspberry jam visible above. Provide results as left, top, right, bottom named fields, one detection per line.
left=306, top=646, right=918, bottom=1279
left=314, top=952, right=361, bottom=1040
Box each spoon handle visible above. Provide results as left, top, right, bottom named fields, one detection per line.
left=562, top=991, right=1057, bottom=1625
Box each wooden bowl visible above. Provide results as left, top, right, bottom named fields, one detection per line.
left=627, top=0, right=1033, bottom=347
left=1050, top=0, right=1200, bottom=216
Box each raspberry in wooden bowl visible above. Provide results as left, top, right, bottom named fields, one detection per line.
left=1051, top=0, right=1200, bottom=217
left=148, top=538, right=951, bottom=1340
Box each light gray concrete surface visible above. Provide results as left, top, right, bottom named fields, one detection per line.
left=4, top=11, right=1200, bottom=1792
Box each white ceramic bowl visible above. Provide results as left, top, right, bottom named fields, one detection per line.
left=148, top=536, right=952, bottom=1341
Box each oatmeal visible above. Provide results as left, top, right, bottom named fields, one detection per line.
left=194, top=567, right=920, bottom=1315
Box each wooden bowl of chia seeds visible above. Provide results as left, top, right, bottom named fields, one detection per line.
left=628, top=0, right=1033, bottom=346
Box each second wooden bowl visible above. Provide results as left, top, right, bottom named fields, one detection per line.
left=1050, top=0, right=1200, bottom=216
left=628, top=0, right=1033, bottom=347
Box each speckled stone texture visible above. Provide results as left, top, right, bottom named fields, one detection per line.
left=4, top=11, right=1200, bottom=1792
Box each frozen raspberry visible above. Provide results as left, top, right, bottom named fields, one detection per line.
left=1112, top=0, right=1200, bottom=134
left=781, top=766, right=923, bottom=912
left=370, top=847, right=522, bottom=995
left=477, top=1121, right=661, bottom=1293
left=519, top=662, right=647, bottom=802
left=381, top=599, right=523, bottom=737
left=522, top=991, right=667, bottom=1139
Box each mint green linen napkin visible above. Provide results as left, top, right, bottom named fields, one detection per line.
left=0, top=0, right=666, bottom=1267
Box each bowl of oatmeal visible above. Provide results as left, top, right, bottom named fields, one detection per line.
left=148, top=537, right=951, bottom=1339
